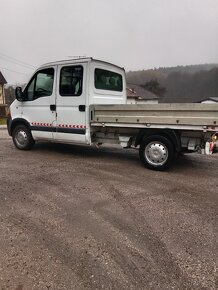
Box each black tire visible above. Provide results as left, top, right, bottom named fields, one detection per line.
left=12, top=124, right=35, bottom=150
left=139, top=135, right=175, bottom=171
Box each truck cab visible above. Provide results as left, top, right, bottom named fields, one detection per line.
left=8, top=58, right=126, bottom=146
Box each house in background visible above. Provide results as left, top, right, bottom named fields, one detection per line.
left=0, top=71, right=7, bottom=105
left=126, top=83, right=159, bottom=104
left=200, top=97, right=218, bottom=104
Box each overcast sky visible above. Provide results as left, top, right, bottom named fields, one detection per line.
left=0, top=0, right=218, bottom=84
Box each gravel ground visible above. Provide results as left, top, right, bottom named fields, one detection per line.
left=0, top=129, right=217, bottom=290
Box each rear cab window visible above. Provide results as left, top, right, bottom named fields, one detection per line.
left=94, top=68, right=123, bottom=92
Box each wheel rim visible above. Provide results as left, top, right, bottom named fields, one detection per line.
left=16, top=130, right=28, bottom=147
left=145, top=141, right=168, bottom=166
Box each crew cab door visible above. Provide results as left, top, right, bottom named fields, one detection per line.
left=22, top=66, right=56, bottom=140
left=54, top=63, right=87, bottom=143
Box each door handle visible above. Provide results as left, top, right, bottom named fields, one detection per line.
left=50, top=104, right=56, bottom=111
left=79, top=105, right=85, bottom=112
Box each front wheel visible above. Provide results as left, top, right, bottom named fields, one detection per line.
left=12, top=124, right=35, bottom=150
left=139, top=135, right=175, bottom=171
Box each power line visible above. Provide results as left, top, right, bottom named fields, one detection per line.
left=0, top=52, right=36, bottom=69
left=0, top=55, right=34, bottom=70
left=0, top=52, right=35, bottom=68
left=0, top=66, right=30, bottom=76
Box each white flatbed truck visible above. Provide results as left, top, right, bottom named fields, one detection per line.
left=7, top=58, right=218, bottom=170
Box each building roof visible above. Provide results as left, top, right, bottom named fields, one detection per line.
left=126, top=87, right=138, bottom=98
left=126, top=83, right=159, bottom=100
left=0, top=71, right=7, bottom=84
left=200, top=97, right=218, bottom=103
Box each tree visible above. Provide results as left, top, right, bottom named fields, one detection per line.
left=5, top=86, right=15, bottom=105
left=142, top=79, right=166, bottom=97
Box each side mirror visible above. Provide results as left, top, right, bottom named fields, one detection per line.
left=15, top=87, right=25, bottom=102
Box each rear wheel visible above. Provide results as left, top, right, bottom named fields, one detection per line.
left=139, top=135, right=175, bottom=171
left=12, top=124, right=35, bottom=150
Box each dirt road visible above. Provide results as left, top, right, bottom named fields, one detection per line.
left=0, top=129, right=217, bottom=289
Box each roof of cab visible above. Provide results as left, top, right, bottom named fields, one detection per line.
left=40, top=57, right=125, bottom=71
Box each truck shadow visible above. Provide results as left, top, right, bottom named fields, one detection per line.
left=32, top=142, right=200, bottom=172
left=33, top=142, right=139, bottom=162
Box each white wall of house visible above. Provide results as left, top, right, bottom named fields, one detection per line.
left=127, top=98, right=159, bottom=104
left=127, top=98, right=137, bottom=104
left=0, top=84, right=4, bottom=105
left=136, top=99, right=159, bottom=104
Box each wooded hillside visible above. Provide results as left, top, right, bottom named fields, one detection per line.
left=126, top=64, right=218, bottom=103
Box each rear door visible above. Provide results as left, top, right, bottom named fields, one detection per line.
left=54, top=63, right=87, bottom=143
left=22, top=67, right=56, bottom=140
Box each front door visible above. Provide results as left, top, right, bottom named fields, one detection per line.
left=22, top=66, right=56, bottom=140
left=54, top=63, right=87, bottom=143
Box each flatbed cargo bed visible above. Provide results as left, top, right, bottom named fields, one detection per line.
left=90, top=103, right=218, bottom=131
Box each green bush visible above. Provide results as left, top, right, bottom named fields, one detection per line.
left=0, top=118, right=6, bottom=125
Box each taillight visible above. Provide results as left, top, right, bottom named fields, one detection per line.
left=212, top=132, right=218, bottom=142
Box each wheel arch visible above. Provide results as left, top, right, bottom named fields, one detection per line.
left=9, top=118, right=31, bottom=136
left=135, top=129, right=181, bottom=152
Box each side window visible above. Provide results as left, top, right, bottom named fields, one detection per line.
left=95, top=69, right=123, bottom=92
left=25, top=68, right=54, bottom=101
left=59, top=66, right=83, bottom=96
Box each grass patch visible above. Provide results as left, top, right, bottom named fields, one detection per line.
left=0, top=118, right=6, bottom=125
